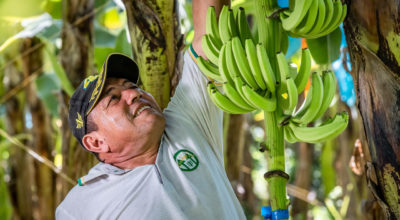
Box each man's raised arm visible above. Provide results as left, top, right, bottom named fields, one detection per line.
left=192, top=0, right=230, bottom=58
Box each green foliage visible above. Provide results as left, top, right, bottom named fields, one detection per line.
left=35, top=73, right=61, bottom=116
left=321, top=139, right=336, bottom=196
left=95, top=24, right=117, bottom=47
left=306, top=27, right=342, bottom=65
left=44, top=42, right=74, bottom=96
left=114, top=29, right=132, bottom=57
left=0, top=0, right=43, bottom=18
left=0, top=168, right=11, bottom=220
left=41, top=0, right=62, bottom=19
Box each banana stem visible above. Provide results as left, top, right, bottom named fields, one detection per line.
left=257, top=0, right=289, bottom=216
left=264, top=111, right=289, bottom=212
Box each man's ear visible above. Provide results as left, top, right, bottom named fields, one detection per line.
left=82, top=132, right=109, bottom=153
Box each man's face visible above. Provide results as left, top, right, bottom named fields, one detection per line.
left=86, top=77, right=165, bottom=163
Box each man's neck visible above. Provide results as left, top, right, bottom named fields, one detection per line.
left=100, top=136, right=162, bottom=170
left=111, top=148, right=159, bottom=170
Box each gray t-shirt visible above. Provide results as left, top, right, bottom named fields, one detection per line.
left=56, top=48, right=246, bottom=220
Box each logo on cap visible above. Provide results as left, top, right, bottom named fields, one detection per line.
left=90, top=68, right=105, bottom=102
left=83, top=75, right=99, bottom=89
left=173, top=149, right=199, bottom=171
left=76, top=113, right=83, bottom=129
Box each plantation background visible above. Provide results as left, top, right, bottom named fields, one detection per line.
left=0, top=0, right=398, bottom=219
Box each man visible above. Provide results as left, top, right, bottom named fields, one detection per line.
left=56, top=0, right=245, bottom=219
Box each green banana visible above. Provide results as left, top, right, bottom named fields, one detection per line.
left=283, top=124, right=298, bottom=143
left=293, top=85, right=313, bottom=118
left=312, top=70, right=336, bottom=120
left=197, top=57, right=225, bottom=83
left=232, top=37, right=259, bottom=89
left=279, top=23, right=289, bottom=54
left=242, top=84, right=277, bottom=112
left=276, top=52, right=290, bottom=84
left=207, top=82, right=250, bottom=114
left=225, top=41, right=241, bottom=79
left=236, top=7, right=253, bottom=45
left=277, top=77, right=298, bottom=114
left=218, top=43, right=234, bottom=85
left=219, top=5, right=231, bottom=43
left=245, top=39, right=267, bottom=90
left=206, top=6, right=222, bottom=45
left=294, top=48, right=311, bottom=94
left=288, top=112, right=349, bottom=143
left=292, top=72, right=324, bottom=124
left=320, top=3, right=347, bottom=37
left=306, top=0, right=327, bottom=36
left=310, top=0, right=343, bottom=38
left=201, top=34, right=219, bottom=65
left=285, top=77, right=298, bottom=114
left=233, top=76, right=256, bottom=108
left=223, top=82, right=255, bottom=111
left=295, top=0, right=319, bottom=34
left=320, top=0, right=334, bottom=32
left=228, top=9, right=239, bottom=38
left=281, top=0, right=314, bottom=31
left=256, top=43, right=276, bottom=92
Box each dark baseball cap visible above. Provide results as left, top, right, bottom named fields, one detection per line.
left=68, top=53, right=139, bottom=149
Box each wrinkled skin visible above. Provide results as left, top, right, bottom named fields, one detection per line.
left=82, top=78, right=166, bottom=169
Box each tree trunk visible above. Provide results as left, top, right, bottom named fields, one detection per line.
left=3, top=54, right=34, bottom=220
left=59, top=0, right=96, bottom=201
left=225, top=114, right=246, bottom=182
left=291, top=142, right=313, bottom=219
left=225, top=114, right=258, bottom=217
left=241, top=117, right=258, bottom=217
left=122, top=0, right=184, bottom=108
left=22, top=37, right=56, bottom=220
left=343, top=0, right=400, bottom=218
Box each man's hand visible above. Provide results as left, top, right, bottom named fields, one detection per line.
left=192, top=0, right=230, bottom=59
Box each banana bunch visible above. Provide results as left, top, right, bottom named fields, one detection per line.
left=200, top=5, right=348, bottom=144
left=199, top=6, right=273, bottom=114
left=280, top=0, right=347, bottom=39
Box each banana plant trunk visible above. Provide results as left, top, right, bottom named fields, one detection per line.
left=225, top=114, right=246, bottom=182
left=291, top=142, right=313, bottom=218
left=22, top=37, right=56, bottom=220
left=342, top=0, right=400, bottom=218
left=122, top=0, right=184, bottom=108
left=59, top=0, right=96, bottom=199
left=3, top=54, right=34, bottom=219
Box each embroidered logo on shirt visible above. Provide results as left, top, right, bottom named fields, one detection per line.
left=173, top=150, right=199, bottom=171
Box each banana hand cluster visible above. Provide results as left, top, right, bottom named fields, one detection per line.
left=281, top=70, right=348, bottom=143
left=284, top=112, right=349, bottom=143
left=280, top=0, right=347, bottom=39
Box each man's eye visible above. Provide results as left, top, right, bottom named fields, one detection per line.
left=127, top=85, right=137, bottom=90
left=107, top=95, right=119, bottom=106
left=110, top=95, right=120, bottom=102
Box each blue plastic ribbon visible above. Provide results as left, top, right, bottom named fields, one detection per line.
left=272, top=209, right=289, bottom=220
left=261, top=207, right=289, bottom=220
left=261, top=206, right=272, bottom=219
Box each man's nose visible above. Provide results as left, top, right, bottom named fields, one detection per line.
left=122, top=88, right=141, bottom=105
